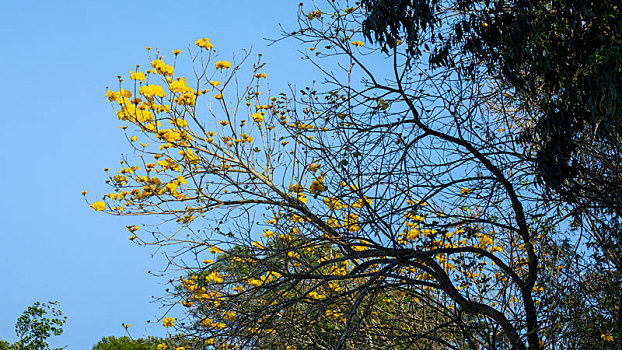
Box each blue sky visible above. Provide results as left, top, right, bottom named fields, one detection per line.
left=0, top=1, right=308, bottom=348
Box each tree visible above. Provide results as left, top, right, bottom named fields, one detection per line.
left=89, top=1, right=607, bottom=349
left=91, top=334, right=200, bottom=350
left=92, top=336, right=159, bottom=350
left=359, top=0, right=622, bottom=346
left=360, top=0, right=622, bottom=198
left=2, top=301, right=67, bottom=350
left=175, top=244, right=476, bottom=349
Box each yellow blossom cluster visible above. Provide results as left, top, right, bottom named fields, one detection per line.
left=151, top=59, right=174, bottom=76
left=139, top=84, right=166, bottom=99
left=162, top=317, right=175, bottom=328
left=90, top=201, right=106, bottom=211
left=309, top=175, right=326, bottom=194
left=195, top=38, right=214, bottom=50
left=215, top=61, right=231, bottom=69
left=130, top=71, right=146, bottom=81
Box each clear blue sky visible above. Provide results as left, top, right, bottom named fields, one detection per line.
left=0, top=1, right=308, bottom=348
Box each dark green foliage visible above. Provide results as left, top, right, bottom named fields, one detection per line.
left=360, top=0, right=622, bottom=210
left=91, top=335, right=204, bottom=350
left=91, top=336, right=159, bottom=350
left=361, top=0, right=439, bottom=56
left=468, top=0, right=622, bottom=207
left=11, top=301, right=67, bottom=350
left=359, top=1, right=622, bottom=347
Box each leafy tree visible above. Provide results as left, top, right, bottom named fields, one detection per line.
left=91, top=336, right=167, bottom=350
left=359, top=0, right=622, bottom=347
left=91, top=335, right=200, bottom=350
left=92, top=336, right=156, bottom=350
left=3, top=301, right=68, bottom=350
left=88, top=1, right=614, bottom=349
left=360, top=0, right=622, bottom=199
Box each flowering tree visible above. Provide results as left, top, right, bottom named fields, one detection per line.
left=88, top=1, right=595, bottom=349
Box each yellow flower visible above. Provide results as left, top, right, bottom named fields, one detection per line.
left=119, top=89, right=132, bottom=98
left=404, top=212, right=424, bottom=222
left=215, top=93, right=224, bottom=100
left=263, top=230, right=274, bottom=238
left=406, top=229, right=421, bottom=240
left=179, top=149, right=200, bottom=164
left=421, top=229, right=436, bottom=237
left=162, top=317, right=175, bottom=328
left=209, top=80, right=221, bottom=87
left=297, top=193, right=307, bottom=204
left=205, top=271, right=223, bottom=283
left=254, top=72, right=267, bottom=78
left=223, top=311, right=236, bottom=321
left=151, top=59, right=174, bottom=76
left=157, top=344, right=167, bottom=349
left=90, top=201, right=106, bottom=211
left=326, top=217, right=341, bottom=228
left=601, top=333, right=614, bottom=342
left=309, top=175, right=326, bottom=194
left=351, top=40, right=364, bottom=47
left=352, top=196, right=372, bottom=208
left=344, top=213, right=360, bottom=232
left=173, top=92, right=196, bottom=106
left=139, top=84, right=166, bottom=99
left=169, top=118, right=188, bottom=128
left=130, top=71, right=146, bottom=81
left=172, top=49, right=182, bottom=55
left=210, top=246, right=224, bottom=254
left=169, top=78, right=194, bottom=94
left=479, top=235, right=494, bottom=247
left=460, top=187, right=472, bottom=195
left=130, top=136, right=137, bottom=142
left=105, top=90, right=119, bottom=102
left=81, top=190, right=88, bottom=195
left=351, top=244, right=367, bottom=251
left=252, top=241, right=263, bottom=249
left=251, top=113, right=264, bottom=124
left=195, top=38, right=214, bottom=50
left=339, top=181, right=358, bottom=190
left=323, top=197, right=345, bottom=210
left=215, top=61, right=231, bottom=69
left=308, top=163, right=321, bottom=172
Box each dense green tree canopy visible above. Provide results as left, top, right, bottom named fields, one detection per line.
left=361, top=0, right=622, bottom=205
left=91, top=336, right=159, bottom=350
